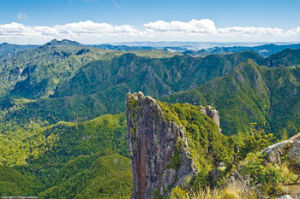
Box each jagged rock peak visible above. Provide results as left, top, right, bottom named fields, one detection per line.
left=126, top=92, right=196, bottom=199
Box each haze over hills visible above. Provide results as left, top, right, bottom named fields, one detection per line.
left=188, top=43, right=300, bottom=57
left=0, top=43, right=38, bottom=58
left=1, top=40, right=300, bottom=58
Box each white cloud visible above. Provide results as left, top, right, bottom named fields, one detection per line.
left=17, top=13, right=27, bottom=21
left=0, top=19, right=299, bottom=44
left=144, top=19, right=217, bottom=34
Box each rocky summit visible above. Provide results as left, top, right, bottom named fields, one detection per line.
left=126, top=92, right=195, bottom=199
left=126, top=92, right=227, bottom=198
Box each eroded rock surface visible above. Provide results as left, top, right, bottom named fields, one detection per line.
left=126, top=92, right=196, bottom=199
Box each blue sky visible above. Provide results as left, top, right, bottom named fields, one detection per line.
left=0, top=0, right=299, bottom=44
left=1, top=0, right=299, bottom=28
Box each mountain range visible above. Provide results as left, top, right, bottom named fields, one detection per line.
left=0, top=39, right=299, bottom=198
left=1, top=42, right=298, bottom=136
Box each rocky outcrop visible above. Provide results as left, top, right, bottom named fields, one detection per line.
left=262, top=133, right=300, bottom=198
left=126, top=92, right=196, bottom=199
left=199, top=105, right=220, bottom=132
left=262, top=133, right=300, bottom=174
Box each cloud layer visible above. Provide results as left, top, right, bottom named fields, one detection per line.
left=0, top=19, right=299, bottom=44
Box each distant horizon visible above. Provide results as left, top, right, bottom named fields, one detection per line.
left=1, top=39, right=300, bottom=47
left=1, top=1, right=299, bottom=44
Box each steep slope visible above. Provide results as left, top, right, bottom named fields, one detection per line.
left=126, top=92, right=233, bottom=198
left=265, top=48, right=300, bottom=67
left=54, top=51, right=264, bottom=97
left=126, top=92, right=298, bottom=198
left=164, top=60, right=300, bottom=137
left=1, top=47, right=299, bottom=134
left=0, top=40, right=122, bottom=99
left=2, top=51, right=264, bottom=124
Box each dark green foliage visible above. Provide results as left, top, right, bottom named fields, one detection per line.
left=0, top=43, right=112, bottom=98
left=169, top=141, right=184, bottom=170
left=262, top=66, right=300, bottom=137
left=152, top=188, right=165, bottom=199
left=1, top=46, right=299, bottom=134
left=240, top=123, right=275, bottom=157
left=157, top=101, right=235, bottom=172
left=2, top=51, right=263, bottom=125
left=190, top=168, right=210, bottom=191
left=0, top=166, right=41, bottom=196
left=265, top=48, right=300, bottom=67
left=232, top=122, right=276, bottom=160
left=164, top=60, right=299, bottom=137
left=240, top=152, right=296, bottom=195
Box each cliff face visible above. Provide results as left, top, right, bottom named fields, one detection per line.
left=126, top=92, right=195, bottom=199
left=126, top=92, right=225, bottom=199
left=126, top=92, right=300, bottom=199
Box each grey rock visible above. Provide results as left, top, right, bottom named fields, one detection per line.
left=126, top=92, right=196, bottom=199
left=276, top=195, right=293, bottom=199
left=262, top=133, right=300, bottom=171
left=210, top=163, right=227, bottom=187
left=262, top=133, right=300, bottom=197
left=205, top=105, right=220, bottom=128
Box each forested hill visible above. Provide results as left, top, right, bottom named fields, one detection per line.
left=1, top=50, right=264, bottom=124
left=0, top=43, right=38, bottom=58
left=0, top=113, right=132, bottom=198
left=0, top=40, right=299, bottom=198
left=185, top=43, right=300, bottom=57
left=164, top=60, right=299, bottom=137
left=0, top=42, right=299, bottom=137
left=0, top=40, right=122, bottom=98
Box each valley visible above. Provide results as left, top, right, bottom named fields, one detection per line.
left=0, top=40, right=299, bottom=198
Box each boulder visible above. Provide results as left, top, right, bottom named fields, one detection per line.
left=262, top=133, right=300, bottom=172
